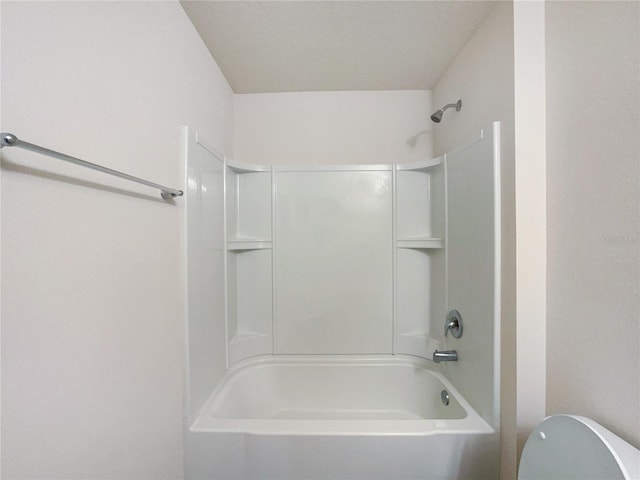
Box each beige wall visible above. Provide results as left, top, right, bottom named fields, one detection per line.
left=234, top=90, right=433, bottom=165
left=513, top=0, right=547, bottom=459
left=432, top=2, right=517, bottom=477
left=0, top=2, right=233, bottom=478
left=545, top=1, right=640, bottom=448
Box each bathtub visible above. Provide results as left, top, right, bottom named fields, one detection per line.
left=186, top=355, right=498, bottom=479
left=191, top=355, right=491, bottom=435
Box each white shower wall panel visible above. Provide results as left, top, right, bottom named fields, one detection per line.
left=274, top=169, right=393, bottom=354
left=445, top=125, right=500, bottom=427
left=185, top=131, right=227, bottom=418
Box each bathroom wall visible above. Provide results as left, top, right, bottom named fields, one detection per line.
left=431, top=2, right=517, bottom=478
left=0, top=2, right=233, bottom=478
left=513, top=0, right=548, bottom=461
left=545, top=1, right=640, bottom=449
left=234, top=90, right=433, bottom=165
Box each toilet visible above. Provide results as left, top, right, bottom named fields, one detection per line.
left=519, top=415, right=640, bottom=479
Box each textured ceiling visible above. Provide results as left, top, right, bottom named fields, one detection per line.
left=181, top=1, right=495, bottom=93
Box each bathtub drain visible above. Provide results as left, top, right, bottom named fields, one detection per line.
left=440, top=389, right=450, bottom=406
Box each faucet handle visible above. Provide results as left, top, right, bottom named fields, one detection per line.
left=445, top=310, right=463, bottom=338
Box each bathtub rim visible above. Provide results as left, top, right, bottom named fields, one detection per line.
left=189, top=354, right=494, bottom=436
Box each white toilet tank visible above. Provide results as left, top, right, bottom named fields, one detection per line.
left=519, top=415, right=640, bottom=479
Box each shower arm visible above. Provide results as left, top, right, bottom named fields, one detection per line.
left=440, top=101, right=462, bottom=113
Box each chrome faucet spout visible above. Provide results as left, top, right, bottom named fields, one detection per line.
left=433, top=350, right=458, bottom=363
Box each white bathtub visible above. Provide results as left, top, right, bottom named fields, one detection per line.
left=191, top=355, right=491, bottom=436
left=186, top=356, right=498, bottom=479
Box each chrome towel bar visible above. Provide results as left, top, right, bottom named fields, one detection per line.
left=1, top=132, right=183, bottom=199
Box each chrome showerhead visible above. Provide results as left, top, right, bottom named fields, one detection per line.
left=430, top=100, right=462, bottom=123
left=430, top=110, right=444, bottom=123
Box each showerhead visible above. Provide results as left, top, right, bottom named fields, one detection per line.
left=430, top=100, right=462, bottom=123
left=430, top=110, right=444, bottom=123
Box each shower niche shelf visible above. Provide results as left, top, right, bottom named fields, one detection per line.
left=395, top=157, right=445, bottom=241
left=397, top=332, right=441, bottom=358
left=226, top=160, right=273, bottom=363
left=395, top=157, right=443, bottom=172
left=395, top=247, right=445, bottom=358
left=394, top=158, right=446, bottom=359
left=396, top=238, right=443, bottom=249
left=226, top=160, right=272, bottom=246
left=227, top=241, right=272, bottom=251
left=226, top=243, right=273, bottom=364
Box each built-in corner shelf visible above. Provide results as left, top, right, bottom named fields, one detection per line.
left=227, top=240, right=272, bottom=251
left=396, top=333, right=441, bottom=360
left=225, top=159, right=274, bottom=364
left=396, top=238, right=444, bottom=249
left=226, top=161, right=272, bottom=244
left=226, top=160, right=271, bottom=174
left=395, top=156, right=443, bottom=172
left=394, top=156, right=446, bottom=359
left=229, top=331, right=272, bottom=345
left=228, top=331, right=273, bottom=364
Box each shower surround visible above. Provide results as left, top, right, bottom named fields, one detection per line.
left=183, top=123, right=501, bottom=479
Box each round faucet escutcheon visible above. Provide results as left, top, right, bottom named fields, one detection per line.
left=445, top=309, right=463, bottom=338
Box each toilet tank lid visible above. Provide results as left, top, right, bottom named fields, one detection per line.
left=519, top=414, right=640, bottom=480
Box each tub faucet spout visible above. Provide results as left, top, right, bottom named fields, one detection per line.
left=433, top=350, right=458, bottom=363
